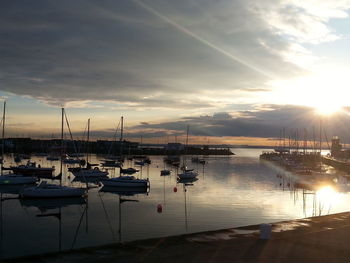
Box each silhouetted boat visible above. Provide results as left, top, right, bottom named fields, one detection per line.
left=160, top=169, right=171, bottom=176
left=20, top=181, right=87, bottom=198
left=177, top=126, right=198, bottom=180
left=100, top=159, right=122, bottom=167
left=101, top=176, right=149, bottom=188
left=4, top=161, right=55, bottom=178
left=0, top=101, right=39, bottom=185
left=177, top=169, right=198, bottom=180
left=120, top=167, right=139, bottom=175
left=0, top=173, right=38, bottom=185
left=69, top=165, right=108, bottom=178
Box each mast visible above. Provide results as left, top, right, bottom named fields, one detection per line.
left=1, top=101, right=5, bottom=176
left=60, top=108, right=64, bottom=186
left=319, top=118, right=322, bottom=154
left=119, top=116, right=124, bottom=157
left=182, top=125, right=189, bottom=168
left=87, top=118, right=90, bottom=164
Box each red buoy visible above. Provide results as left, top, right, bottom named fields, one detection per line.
left=173, top=187, right=177, bottom=192
left=157, top=204, right=163, bottom=213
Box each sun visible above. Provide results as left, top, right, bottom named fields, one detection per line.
left=314, top=103, right=342, bottom=116
left=267, top=70, right=349, bottom=114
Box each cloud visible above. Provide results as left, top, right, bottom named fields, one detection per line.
left=0, top=0, right=348, bottom=111
left=129, top=105, right=350, bottom=141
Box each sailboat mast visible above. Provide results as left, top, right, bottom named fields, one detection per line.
left=319, top=118, right=322, bottom=154
left=182, top=125, right=189, bottom=167
left=1, top=101, right=5, bottom=176
left=60, top=108, right=64, bottom=186
left=87, top=118, right=90, bottom=164
left=120, top=116, right=124, bottom=157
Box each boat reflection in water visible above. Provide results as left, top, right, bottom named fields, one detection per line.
left=177, top=177, right=198, bottom=231
left=99, top=186, right=149, bottom=242
left=19, top=197, right=87, bottom=252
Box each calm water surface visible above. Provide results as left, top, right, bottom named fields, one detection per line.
left=1, top=148, right=350, bottom=259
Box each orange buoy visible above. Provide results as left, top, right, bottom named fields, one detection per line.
left=157, top=204, right=163, bottom=213
left=173, top=187, right=177, bottom=192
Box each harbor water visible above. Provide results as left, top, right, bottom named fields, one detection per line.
left=1, top=148, right=350, bottom=259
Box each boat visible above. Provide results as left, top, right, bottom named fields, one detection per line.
left=20, top=108, right=87, bottom=199
left=5, top=161, right=55, bottom=178
left=100, top=159, right=122, bottom=167
left=101, top=176, right=149, bottom=188
left=69, top=165, right=108, bottom=178
left=69, top=119, right=109, bottom=178
left=0, top=173, right=38, bottom=185
left=177, top=169, right=198, bottom=179
left=62, top=155, right=85, bottom=164
left=134, top=160, right=145, bottom=166
left=20, top=181, right=86, bottom=198
left=160, top=169, right=171, bottom=176
left=177, top=126, right=198, bottom=180
left=0, top=101, right=39, bottom=185
left=120, top=167, right=139, bottom=174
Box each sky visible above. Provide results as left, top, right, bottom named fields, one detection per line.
left=1, top=0, right=350, bottom=145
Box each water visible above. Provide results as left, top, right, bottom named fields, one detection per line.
left=1, top=148, right=350, bottom=259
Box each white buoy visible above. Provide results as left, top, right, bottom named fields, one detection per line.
left=259, top=224, right=272, bottom=239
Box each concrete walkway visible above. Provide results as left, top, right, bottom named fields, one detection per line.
left=9, top=212, right=350, bottom=263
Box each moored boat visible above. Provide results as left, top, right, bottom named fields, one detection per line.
left=69, top=166, right=108, bottom=178
left=20, top=181, right=87, bottom=198
left=6, top=161, right=55, bottom=178
left=177, top=169, right=198, bottom=179
left=101, top=176, right=149, bottom=187
left=0, top=173, right=38, bottom=185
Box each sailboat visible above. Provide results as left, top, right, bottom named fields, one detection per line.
left=69, top=119, right=108, bottom=178
left=101, top=116, right=149, bottom=188
left=0, top=101, right=38, bottom=185
left=20, top=108, right=87, bottom=198
left=177, top=125, right=198, bottom=180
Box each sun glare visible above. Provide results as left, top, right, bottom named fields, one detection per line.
left=267, top=70, right=350, bottom=114
left=314, top=103, right=342, bottom=116
left=316, top=185, right=340, bottom=205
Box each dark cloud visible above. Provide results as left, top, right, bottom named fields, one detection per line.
left=0, top=0, right=305, bottom=109
left=129, top=105, right=350, bottom=142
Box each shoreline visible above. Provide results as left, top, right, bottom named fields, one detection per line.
left=7, top=211, right=350, bottom=262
